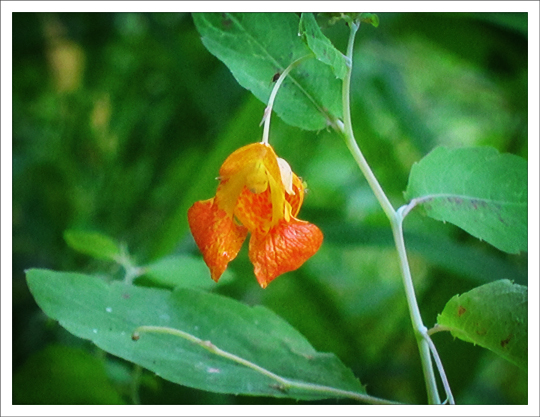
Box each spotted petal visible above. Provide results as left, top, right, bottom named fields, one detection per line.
left=187, top=199, right=248, bottom=282
left=248, top=218, right=323, bottom=288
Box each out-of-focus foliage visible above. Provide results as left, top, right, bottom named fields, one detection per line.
left=13, top=12, right=527, bottom=405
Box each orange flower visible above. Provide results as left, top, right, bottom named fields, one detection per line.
left=188, top=142, right=323, bottom=288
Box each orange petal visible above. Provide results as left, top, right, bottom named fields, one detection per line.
left=248, top=218, right=323, bottom=288
left=234, top=186, right=273, bottom=234
left=219, top=143, right=278, bottom=180
left=216, top=142, right=283, bottom=219
left=187, top=199, right=248, bottom=282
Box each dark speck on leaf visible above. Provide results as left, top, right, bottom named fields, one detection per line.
left=501, top=334, right=513, bottom=348
left=221, top=13, right=232, bottom=29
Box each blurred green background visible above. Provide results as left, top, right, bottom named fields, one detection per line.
left=12, top=12, right=528, bottom=405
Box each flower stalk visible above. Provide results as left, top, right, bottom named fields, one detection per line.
left=261, top=55, right=312, bottom=145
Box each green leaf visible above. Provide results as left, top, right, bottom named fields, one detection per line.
left=437, top=280, right=527, bottom=370
left=299, top=13, right=348, bottom=80
left=360, top=13, right=380, bottom=28
left=26, top=269, right=368, bottom=401
left=320, top=13, right=379, bottom=28
left=192, top=13, right=342, bottom=131
left=404, top=146, right=527, bottom=254
left=142, top=255, right=233, bottom=289
left=13, top=345, right=125, bottom=404
left=64, top=229, right=121, bottom=261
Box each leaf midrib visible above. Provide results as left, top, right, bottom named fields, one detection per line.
left=413, top=193, right=527, bottom=207
left=224, top=13, right=335, bottom=124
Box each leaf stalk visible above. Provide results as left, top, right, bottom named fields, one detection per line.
left=133, top=325, right=401, bottom=405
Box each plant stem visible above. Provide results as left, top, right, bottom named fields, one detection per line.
left=261, top=55, right=312, bottom=145
left=133, top=325, right=401, bottom=405
left=427, top=324, right=453, bottom=336
left=115, top=243, right=143, bottom=285
left=339, top=23, right=395, bottom=221
left=425, top=331, right=455, bottom=404
left=338, top=19, right=448, bottom=404
left=131, top=364, right=142, bottom=405
left=394, top=209, right=440, bottom=404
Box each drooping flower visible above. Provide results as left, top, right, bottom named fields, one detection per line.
left=187, top=142, right=323, bottom=288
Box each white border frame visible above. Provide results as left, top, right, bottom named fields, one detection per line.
left=2, top=2, right=538, bottom=416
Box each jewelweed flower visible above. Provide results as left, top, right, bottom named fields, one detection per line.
left=188, top=142, right=323, bottom=288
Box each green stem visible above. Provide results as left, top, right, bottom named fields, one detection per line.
left=339, top=23, right=394, bottom=221
left=425, top=332, right=455, bottom=404
left=427, top=324, right=453, bottom=336
left=131, top=364, right=142, bottom=405
left=394, top=209, right=440, bottom=404
left=338, top=19, right=447, bottom=405
left=115, top=244, right=144, bottom=285
left=261, top=54, right=312, bottom=145
left=133, top=325, right=400, bottom=405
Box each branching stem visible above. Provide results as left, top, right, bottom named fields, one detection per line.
left=337, top=19, right=452, bottom=405
left=115, top=244, right=144, bottom=285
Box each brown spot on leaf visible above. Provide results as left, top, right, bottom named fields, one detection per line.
left=501, top=334, right=513, bottom=348
left=221, top=13, right=232, bottom=29
left=457, top=305, right=467, bottom=317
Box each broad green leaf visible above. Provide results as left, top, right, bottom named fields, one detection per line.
left=26, top=269, right=368, bottom=401
left=193, top=13, right=342, bottom=131
left=404, top=146, right=527, bottom=254
left=64, top=229, right=121, bottom=261
left=299, top=13, right=348, bottom=80
left=12, top=345, right=125, bottom=404
left=141, top=255, right=233, bottom=289
left=437, top=279, right=527, bottom=370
